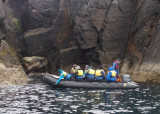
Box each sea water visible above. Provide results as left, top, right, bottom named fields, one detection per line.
left=0, top=82, right=160, bottom=113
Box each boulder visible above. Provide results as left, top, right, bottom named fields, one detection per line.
left=23, top=56, right=47, bottom=73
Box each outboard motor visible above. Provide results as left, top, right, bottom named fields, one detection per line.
left=122, top=74, right=131, bottom=82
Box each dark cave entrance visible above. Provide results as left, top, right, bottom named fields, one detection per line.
left=60, top=48, right=90, bottom=72
left=47, top=47, right=91, bottom=74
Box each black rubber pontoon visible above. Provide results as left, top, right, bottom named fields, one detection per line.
left=44, top=73, right=139, bottom=89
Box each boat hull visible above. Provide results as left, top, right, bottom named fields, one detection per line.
left=44, top=73, right=139, bottom=89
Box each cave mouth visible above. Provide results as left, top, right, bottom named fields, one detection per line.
left=59, top=49, right=90, bottom=72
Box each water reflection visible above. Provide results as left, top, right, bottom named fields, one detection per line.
left=0, top=84, right=159, bottom=113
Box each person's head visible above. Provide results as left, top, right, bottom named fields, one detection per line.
left=73, top=64, right=77, bottom=68
left=85, top=65, right=89, bottom=69
left=77, top=66, right=81, bottom=70
left=117, top=59, right=121, bottom=64
left=58, top=69, right=63, bottom=75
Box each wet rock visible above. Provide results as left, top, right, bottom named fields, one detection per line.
left=121, top=0, right=160, bottom=83
left=27, top=73, right=44, bottom=84
left=0, top=0, right=5, bottom=47
left=0, top=0, right=29, bottom=85
left=0, top=40, right=20, bottom=66
left=0, top=32, right=3, bottom=46
left=0, top=64, right=27, bottom=85
left=28, top=0, right=59, bottom=29
left=23, top=27, right=52, bottom=56
left=0, top=41, right=27, bottom=85
left=3, top=0, right=29, bottom=51
left=0, top=63, right=7, bottom=70
left=23, top=56, right=47, bottom=73
left=0, top=0, right=5, bottom=19
left=73, top=0, right=136, bottom=65
left=51, top=0, right=76, bottom=49
left=99, top=0, right=136, bottom=63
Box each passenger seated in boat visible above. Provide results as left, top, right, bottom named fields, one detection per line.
left=70, top=64, right=77, bottom=76
left=95, top=66, right=105, bottom=81
left=74, top=66, right=84, bottom=81
left=55, top=69, right=71, bottom=85
left=112, top=59, right=121, bottom=78
left=83, top=65, right=90, bottom=77
left=85, top=67, right=95, bottom=81
left=106, top=67, right=121, bottom=82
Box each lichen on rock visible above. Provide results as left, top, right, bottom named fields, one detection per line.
left=0, top=41, right=27, bottom=85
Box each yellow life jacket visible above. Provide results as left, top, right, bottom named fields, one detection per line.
left=110, top=71, right=116, bottom=77
left=95, top=69, right=104, bottom=77
left=62, top=72, right=67, bottom=77
left=77, top=70, right=83, bottom=76
left=88, top=69, right=95, bottom=75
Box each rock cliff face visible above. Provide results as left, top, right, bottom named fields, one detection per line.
left=0, top=0, right=27, bottom=85
left=0, top=0, right=160, bottom=83
left=121, top=0, right=160, bottom=83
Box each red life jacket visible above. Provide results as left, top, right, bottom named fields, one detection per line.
left=115, top=61, right=118, bottom=69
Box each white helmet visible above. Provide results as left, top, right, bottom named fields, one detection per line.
left=76, top=66, right=81, bottom=69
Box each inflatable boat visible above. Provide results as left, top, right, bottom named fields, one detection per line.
left=44, top=73, right=139, bottom=89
